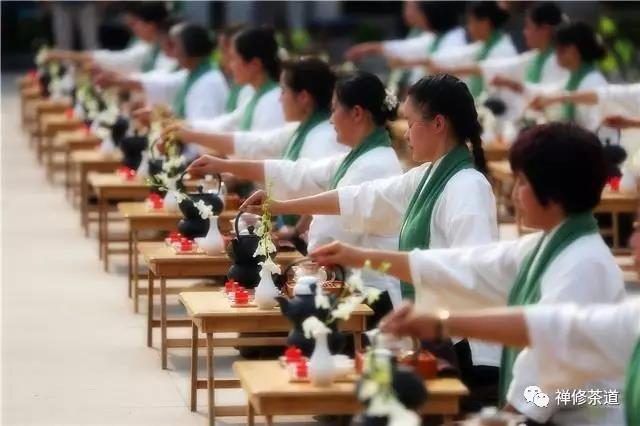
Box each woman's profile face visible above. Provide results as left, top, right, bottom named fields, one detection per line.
left=170, top=33, right=188, bottom=66
left=403, top=97, right=439, bottom=163
left=512, top=172, right=547, bottom=229
left=555, top=44, right=579, bottom=69
left=228, top=42, right=251, bottom=85
left=279, top=72, right=306, bottom=122
left=330, top=93, right=356, bottom=146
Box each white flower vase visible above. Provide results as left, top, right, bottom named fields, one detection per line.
left=163, top=191, right=179, bottom=213
left=136, top=152, right=149, bottom=177
left=254, top=267, right=280, bottom=310
left=195, top=216, right=224, bottom=255
left=309, top=331, right=335, bottom=387
left=99, top=136, right=116, bottom=154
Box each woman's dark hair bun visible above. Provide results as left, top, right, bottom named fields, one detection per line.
left=234, top=27, right=281, bottom=81
left=555, top=21, right=606, bottom=62
left=335, top=71, right=397, bottom=126
left=282, top=58, right=336, bottom=112
left=528, top=2, right=564, bottom=27
left=172, top=23, right=215, bottom=58
left=469, top=1, right=510, bottom=29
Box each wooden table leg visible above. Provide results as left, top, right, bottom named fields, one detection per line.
left=161, top=277, right=168, bottom=369
left=265, top=415, right=274, bottom=426
left=98, top=195, right=105, bottom=260
left=247, top=403, right=255, bottom=426
left=190, top=323, right=198, bottom=412
left=81, top=166, right=89, bottom=237
left=146, top=272, right=154, bottom=348
left=133, top=230, right=140, bottom=312
left=207, top=333, right=215, bottom=426
left=101, top=197, right=110, bottom=272
left=128, top=228, right=133, bottom=299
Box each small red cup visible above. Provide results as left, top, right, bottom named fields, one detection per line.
left=285, top=346, right=302, bottom=363
left=295, top=361, right=308, bottom=378
left=65, top=108, right=74, bottom=119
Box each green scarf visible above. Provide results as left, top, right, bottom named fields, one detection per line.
left=225, top=83, right=242, bottom=113
left=239, top=79, right=278, bottom=130
left=469, top=32, right=504, bottom=98
left=498, top=212, right=600, bottom=403
left=280, top=110, right=329, bottom=227
left=526, top=47, right=555, bottom=84
left=282, top=110, right=329, bottom=161
left=397, top=145, right=473, bottom=300
left=428, top=33, right=445, bottom=55
left=562, top=63, right=596, bottom=121
left=625, top=339, right=640, bottom=426
left=329, top=127, right=391, bottom=190
left=141, top=43, right=160, bottom=73
left=172, top=59, right=212, bottom=119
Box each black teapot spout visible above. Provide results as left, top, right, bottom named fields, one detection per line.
left=275, top=295, right=290, bottom=315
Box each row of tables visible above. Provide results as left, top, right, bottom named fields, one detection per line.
left=19, top=79, right=469, bottom=426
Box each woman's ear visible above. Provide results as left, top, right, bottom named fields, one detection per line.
left=433, top=114, right=446, bottom=133
left=351, top=105, right=364, bottom=123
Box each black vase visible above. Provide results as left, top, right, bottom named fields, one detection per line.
left=177, top=192, right=224, bottom=239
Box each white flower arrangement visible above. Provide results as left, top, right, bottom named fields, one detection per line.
left=357, top=348, right=420, bottom=426
left=383, top=89, right=399, bottom=112
left=259, top=257, right=281, bottom=275
left=35, top=45, right=49, bottom=67
left=253, top=181, right=277, bottom=259
left=302, top=316, right=331, bottom=339
left=194, top=199, right=214, bottom=220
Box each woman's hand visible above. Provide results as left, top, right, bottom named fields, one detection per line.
left=309, top=240, right=369, bottom=269
left=491, top=75, right=523, bottom=93
left=132, top=106, right=152, bottom=126
left=161, top=122, right=194, bottom=144
left=344, top=42, right=380, bottom=61
left=186, top=154, right=225, bottom=178
left=379, top=303, right=439, bottom=340
left=239, top=190, right=287, bottom=216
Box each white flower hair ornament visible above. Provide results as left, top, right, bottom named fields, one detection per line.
left=383, top=89, right=399, bottom=113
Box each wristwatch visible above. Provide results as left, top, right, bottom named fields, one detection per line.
left=435, top=310, right=451, bottom=342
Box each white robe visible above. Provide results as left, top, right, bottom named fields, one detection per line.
left=232, top=120, right=349, bottom=160
left=138, top=68, right=229, bottom=120
left=479, top=49, right=569, bottom=119
left=264, top=147, right=403, bottom=299
left=91, top=40, right=151, bottom=74
left=189, top=86, right=285, bottom=133
left=383, top=27, right=468, bottom=85
left=524, top=298, right=640, bottom=396
left=407, top=229, right=627, bottom=424
left=530, top=69, right=608, bottom=131
left=338, top=159, right=500, bottom=366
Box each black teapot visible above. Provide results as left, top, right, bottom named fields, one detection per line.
left=119, top=134, right=148, bottom=170
left=275, top=258, right=346, bottom=356
left=111, top=116, right=129, bottom=147
left=177, top=186, right=224, bottom=239
left=226, top=211, right=268, bottom=288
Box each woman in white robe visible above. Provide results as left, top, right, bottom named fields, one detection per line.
left=237, top=74, right=500, bottom=399
left=378, top=298, right=640, bottom=426
left=310, top=122, right=627, bottom=425
left=395, top=1, right=517, bottom=100
left=186, top=72, right=403, bottom=322
left=161, top=57, right=347, bottom=161
left=528, top=21, right=608, bottom=131
left=45, top=2, right=172, bottom=74
left=187, top=27, right=285, bottom=135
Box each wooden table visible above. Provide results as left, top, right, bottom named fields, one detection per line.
left=20, top=86, right=42, bottom=130
left=484, top=142, right=510, bottom=162
left=50, top=128, right=100, bottom=186
left=120, top=202, right=241, bottom=312
left=234, top=360, right=468, bottom=426
left=39, top=112, right=82, bottom=166
left=118, top=202, right=182, bottom=312
left=89, top=173, right=154, bottom=272
left=71, top=151, right=123, bottom=235
left=140, top=242, right=304, bottom=370
left=181, top=292, right=374, bottom=426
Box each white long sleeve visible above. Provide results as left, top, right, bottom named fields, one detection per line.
left=524, top=299, right=640, bottom=391
left=137, top=69, right=187, bottom=106
left=574, top=71, right=609, bottom=131
left=184, top=69, right=229, bottom=120
left=91, top=41, right=151, bottom=74
left=597, top=83, right=640, bottom=117
left=232, top=122, right=299, bottom=160
left=264, top=155, right=345, bottom=199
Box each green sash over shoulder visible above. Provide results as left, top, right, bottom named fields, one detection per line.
left=225, top=83, right=242, bottom=113
left=498, top=212, right=599, bottom=403
left=397, top=145, right=473, bottom=300
left=469, top=32, right=504, bottom=98
left=625, top=340, right=640, bottom=426
left=562, top=63, right=596, bottom=121
left=328, top=127, right=391, bottom=190
left=141, top=43, right=160, bottom=73
left=239, top=80, right=278, bottom=130
left=172, top=60, right=212, bottom=119
left=526, top=47, right=555, bottom=84
left=282, top=110, right=329, bottom=161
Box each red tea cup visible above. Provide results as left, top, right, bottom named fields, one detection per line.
left=285, top=346, right=302, bottom=363
left=295, top=361, right=308, bottom=378
left=65, top=108, right=74, bottom=119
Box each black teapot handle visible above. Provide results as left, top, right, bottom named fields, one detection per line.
left=214, top=173, right=223, bottom=193
left=595, top=124, right=621, bottom=147
left=234, top=210, right=250, bottom=236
